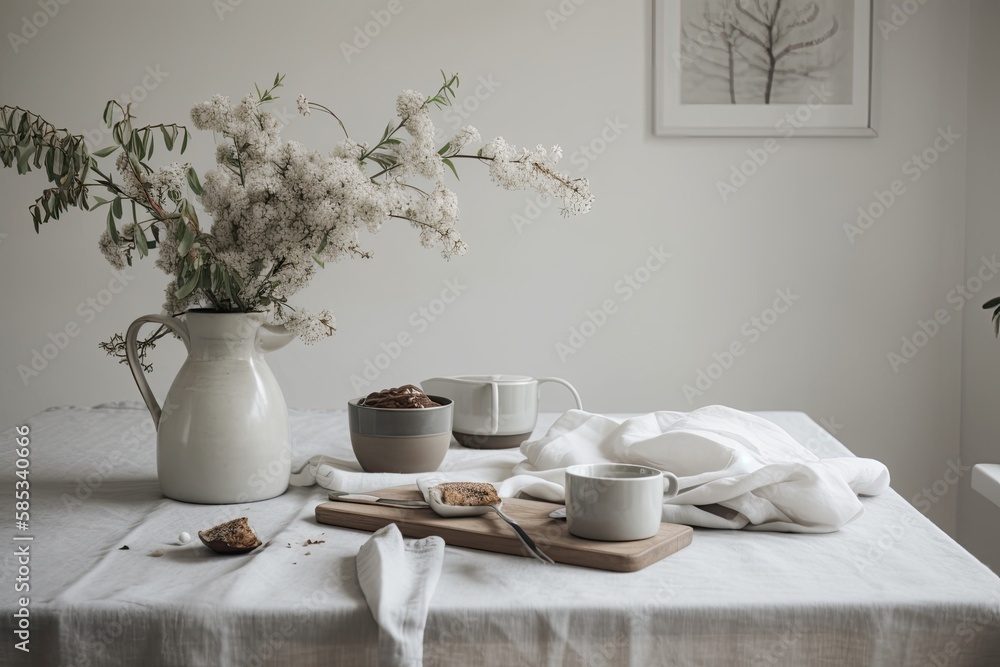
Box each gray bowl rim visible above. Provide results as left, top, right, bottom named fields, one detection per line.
left=348, top=395, right=453, bottom=437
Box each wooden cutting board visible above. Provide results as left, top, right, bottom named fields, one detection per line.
left=315, top=485, right=693, bottom=572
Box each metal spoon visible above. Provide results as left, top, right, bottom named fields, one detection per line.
left=427, top=486, right=554, bottom=565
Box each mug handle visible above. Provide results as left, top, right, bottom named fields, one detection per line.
left=536, top=377, right=583, bottom=410
left=125, top=314, right=190, bottom=429
left=661, top=471, right=680, bottom=498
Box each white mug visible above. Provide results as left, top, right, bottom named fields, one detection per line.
left=421, top=375, right=583, bottom=449
left=565, top=463, right=679, bottom=541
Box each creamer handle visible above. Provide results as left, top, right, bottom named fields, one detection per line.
left=536, top=377, right=583, bottom=411
left=489, top=381, right=500, bottom=435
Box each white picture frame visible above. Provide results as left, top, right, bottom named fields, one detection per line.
left=653, top=0, right=876, bottom=137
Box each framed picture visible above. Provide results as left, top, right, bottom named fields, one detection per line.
left=653, top=0, right=876, bottom=137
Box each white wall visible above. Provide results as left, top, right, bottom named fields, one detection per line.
left=959, top=0, right=1000, bottom=570
left=0, top=0, right=970, bottom=534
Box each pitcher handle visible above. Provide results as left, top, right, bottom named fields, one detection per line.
left=125, top=314, right=190, bottom=429
left=537, top=377, right=583, bottom=411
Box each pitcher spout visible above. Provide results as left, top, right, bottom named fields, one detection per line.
left=258, top=323, right=296, bottom=353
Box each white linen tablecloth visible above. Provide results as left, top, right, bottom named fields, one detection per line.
left=2, top=403, right=999, bottom=666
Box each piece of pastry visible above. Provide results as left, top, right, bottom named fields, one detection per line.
left=435, top=482, right=501, bottom=506
left=198, top=517, right=262, bottom=553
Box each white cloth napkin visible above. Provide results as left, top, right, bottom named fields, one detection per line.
left=290, top=452, right=522, bottom=493
left=510, top=406, right=891, bottom=532
left=356, top=524, right=445, bottom=667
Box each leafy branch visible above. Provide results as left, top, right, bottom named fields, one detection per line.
left=983, top=297, right=1000, bottom=336
left=98, top=325, right=174, bottom=373
left=362, top=71, right=460, bottom=176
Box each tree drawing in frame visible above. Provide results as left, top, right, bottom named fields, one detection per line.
left=680, top=0, right=855, bottom=105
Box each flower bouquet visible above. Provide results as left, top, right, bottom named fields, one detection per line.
left=1, top=72, right=594, bottom=369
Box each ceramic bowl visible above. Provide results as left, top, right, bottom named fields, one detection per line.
left=347, top=396, right=453, bottom=473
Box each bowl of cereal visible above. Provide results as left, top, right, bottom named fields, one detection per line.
left=347, top=385, right=453, bottom=473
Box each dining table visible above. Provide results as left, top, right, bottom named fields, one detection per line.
left=2, top=402, right=1000, bottom=666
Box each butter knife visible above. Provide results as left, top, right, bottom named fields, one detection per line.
left=328, top=490, right=431, bottom=510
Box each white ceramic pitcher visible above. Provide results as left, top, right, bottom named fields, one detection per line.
left=125, top=310, right=295, bottom=504
left=421, top=375, right=583, bottom=449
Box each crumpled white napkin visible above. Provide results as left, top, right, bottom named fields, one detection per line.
left=509, top=406, right=891, bottom=533
left=356, top=524, right=445, bottom=667
left=290, top=452, right=522, bottom=493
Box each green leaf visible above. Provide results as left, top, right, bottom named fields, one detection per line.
left=107, top=208, right=119, bottom=243
left=175, top=269, right=201, bottom=299
left=103, top=101, right=115, bottom=128
left=43, top=148, right=55, bottom=181
left=178, top=226, right=194, bottom=256
left=15, top=145, right=31, bottom=174
left=161, top=126, right=174, bottom=151
left=112, top=197, right=122, bottom=220
left=181, top=128, right=189, bottom=153
left=442, top=157, right=460, bottom=181
left=135, top=227, right=149, bottom=257
left=131, top=130, right=144, bottom=160
left=92, top=145, right=117, bottom=158
left=51, top=148, right=64, bottom=177
left=983, top=296, right=1000, bottom=310
left=186, top=167, right=203, bottom=195
left=438, top=142, right=451, bottom=155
